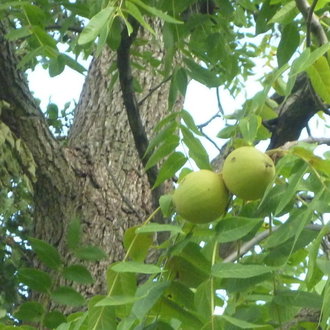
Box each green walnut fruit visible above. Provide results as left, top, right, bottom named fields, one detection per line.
left=172, top=170, right=229, bottom=224
left=222, top=146, right=275, bottom=200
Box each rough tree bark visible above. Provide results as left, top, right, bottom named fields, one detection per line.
left=0, top=19, right=175, bottom=308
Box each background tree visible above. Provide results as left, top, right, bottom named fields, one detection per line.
left=0, top=0, right=330, bottom=329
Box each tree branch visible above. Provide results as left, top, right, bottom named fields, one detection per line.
left=295, top=0, right=328, bottom=45
left=267, top=74, right=320, bottom=149
left=117, top=23, right=158, bottom=187
left=223, top=224, right=323, bottom=263
left=0, top=20, right=59, bottom=168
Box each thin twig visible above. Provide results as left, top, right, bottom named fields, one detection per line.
left=306, top=0, right=319, bottom=46
left=216, top=87, right=224, bottom=115
left=46, top=24, right=83, bottom=34
left=296, top=0, right=328, bottom=45
left=200, top=128, right=222, bottom=152
left=197, top=111, right=221, bottom=129
left=224, top=224, right=323, bottom=263
left=138, top=75, right=172, bottom=106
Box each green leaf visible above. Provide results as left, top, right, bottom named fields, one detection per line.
left=212, top=263, right=272, bottom=279
left=111, top=261, right=162, bottom=274
left=95, top=295, right=143, bottom=306
left=132, top=280, right=170, bottom=320
left=216, top=217, right=263, bottom=243
left=194, top=280, right=213, bottom=323
left=31, top=25, right=57, bottom=49
left=181, top=125, right=211, bottom=170
left=184, top=58, right=221, bottom=87
left=273, top=290, right=322, bottom=309
left=167, top=256, right=209, bottom=288
left=306, top=56, right=330, bottom=103
left=5, top=27, right=32, bottom=41
left=181, top=109, right=201, bottom=136
left=155, top=297, right=203, bottom=329
left=43, top=311, right=67, bottom=329
left=125, top=1, right=155, bottom=35
left=17, top=268, right=52, bottom=293
left=217, top=126, right=236, bottom=139
left=287, top=42, right=330, bottom=94
left=136, top=223, right=183, bottom=234
left=130, top=0, right=183, bottom=24
left=78, top=6, right=115, bottom=45
left=275, top=161, right=308, bottom=215
left=49, top=55, right=65, bottom=77
left=67, top=217, right=82, bottom=251
left=221, top=314, right=269, bottom=329
left=107, top=16, right=122, bottom=50
left=153, top=152, right=187, bottom=188
left=145, top=121, right=177, bottom=156
left=29, top=237, right=62, bottom=270
left=277, top=23, right=300, bottom=68
left=174, top=68, right=188, bottom=97
left=159, top=194, right=174, bottom=218
left=165, top=280, right=195, bottom=311
left=306, top=224, right=330, bottom=289
left=61, top=54, right=86, bottom=74
left=74, top=245, right=107, bottom=261
left=123, top=225, right=153, bottom=262
left=0, top=1, right=29, bottom=10
left=14, top=302, right=44, bottom=322
left=51, top=287, right=85, bottom=307
left=62, top=265, right=94, bottom=284
left=106, top=269, right=136, bottom=295
left=145, top=134, right=180, bottom=170
left=88, top=295, right=116, bottom=330
left=264, top=209, right=306, bottom=249
left=268, top=1, right=298, bottom=24
left=238, top=115, right=261, bottom=143
left=320, top=280, right=330, bottom=329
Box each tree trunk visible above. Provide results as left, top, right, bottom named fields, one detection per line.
left=0, top=20, right=176, bottom=307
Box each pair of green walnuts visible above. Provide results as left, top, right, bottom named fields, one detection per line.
left=172, top=146, right=275, bottom=224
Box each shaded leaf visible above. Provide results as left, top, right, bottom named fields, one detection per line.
left=153, top=152, right=187, bottom=188
left=111, top=261, right=162, bottom=274
left=14, top=302, right=44, bottom=322
left=17, top=268, right=52, bottom=293
left=277, top=23, right=300, bottom=68
left=51, top=287, right=85, bottom=307
left=62, top=265, right=94, bottom=284
left=67, top=217, right=82, bottom=250
left=130, top=0, right=182, bottom=24
left=74, top=245, right=107, bottom=261
left=88, top=295, right=116, bottom=330
left=29, top=237, right=62, bottom=270
left=123, top=226, right=153, bottom=262
left=132, top=280, right=170, bottom=320
left=221, top=314, right=270, bottom=329
left=216, top=217, right=263, bottom=243
left=181, top=125, right=211, bottom=169
left=43, top=311, right=66, bottom=329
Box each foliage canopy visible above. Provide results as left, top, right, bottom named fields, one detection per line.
left=1, top=0, right=330, bottom=329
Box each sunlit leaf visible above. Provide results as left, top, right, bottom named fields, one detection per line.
left=78, top=6, right=115, bottom=45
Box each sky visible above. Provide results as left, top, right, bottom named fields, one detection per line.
left=27, top=55, right=329, bottom=163
left=27, top=61, right=262, bottom=161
